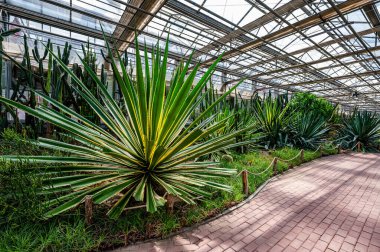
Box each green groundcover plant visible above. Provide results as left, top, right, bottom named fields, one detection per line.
left=0, top=34, right=255, bottom=219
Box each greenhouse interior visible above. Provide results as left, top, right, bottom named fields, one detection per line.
left=1, top=0, right=380, bottom=251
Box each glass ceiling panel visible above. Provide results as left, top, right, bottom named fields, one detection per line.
left=7, top=0, right=119, bottom=33
left=203, top=0, right=249, bottom=24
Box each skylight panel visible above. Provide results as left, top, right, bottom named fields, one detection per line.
left=203, top=0, right=249, bottom=24
left=72, top=0, right=124, bottom=22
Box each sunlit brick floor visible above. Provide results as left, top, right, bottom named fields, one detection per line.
left=116, top=153, right=380, bottom=252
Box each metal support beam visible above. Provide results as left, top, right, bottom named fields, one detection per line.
left=166, top=0, right=351, bottom=97
left=274, top=70, right=380, bottom=88
left=200, top=0, right=374, bottom=66
left=182, top=0, right=379, bottom=108
left=243, top=26, right=380, bottom=69
left=323, top=90, right=380, bottom=97
left=1, top=3, right=292, bottom=94
left=0, top=3, right=104, bottom=39
left=247, top=0, right=380, bottom=107
left=310, top=80, right=380, bottom=92
left=191, top=0, right=313, bottom=59
left=113, top=0, right=167, bottom=51
left=229, top=45, right=380, bottom=82
left=363, top=4, right=380, bottom=40
left=277, top=56, right=380, bottom=79
left=34, top=0, right=298, bottom=92
left=113, top=0, right=145, bottom=42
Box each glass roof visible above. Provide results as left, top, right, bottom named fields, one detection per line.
left=1, top=0, right=380, bottom=111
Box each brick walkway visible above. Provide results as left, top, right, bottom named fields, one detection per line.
left=116, top=153, right=380, bottom=252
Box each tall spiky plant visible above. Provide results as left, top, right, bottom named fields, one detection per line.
left=338, top=109, right=380, bottom=151
left=252, top=96, right=292, bottom=149
left=288, top=111, right=330, bottom=149
left=0, top=34, right=253, bottom=219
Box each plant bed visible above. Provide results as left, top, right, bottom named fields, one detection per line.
left=0, top=146, right=338, bottom=251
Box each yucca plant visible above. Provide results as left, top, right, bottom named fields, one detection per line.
left=252, top=97, right=292, bottom=149
left=338, top=110, right=380, bottom=151
left=289, top=112, right=330, bottom=149
left=0, top=34, right=254, bottom=219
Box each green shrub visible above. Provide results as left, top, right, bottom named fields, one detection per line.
left=0, top=161, right=47, bottom=225
left=289, top=92, right=336, bottom=119
left=0, top=128, right=39, bottom=155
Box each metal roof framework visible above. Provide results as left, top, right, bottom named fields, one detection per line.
left=1, top=0, right=380, bottom=111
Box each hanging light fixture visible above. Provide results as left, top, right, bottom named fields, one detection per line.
left=352, top=91, right=359, bottom=99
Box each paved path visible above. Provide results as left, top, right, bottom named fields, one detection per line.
left=117, top=153, right=380, bottom=252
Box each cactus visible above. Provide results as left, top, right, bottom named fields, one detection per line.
left=100, top=48, right=111, bottom=64
left=2, top=35, right=40, bottom=134
left=100, top=63, right=107, bottom=85
left=50, top=42, right=79, bottom=111
left=71, top=41, right=101, bottom=124
left=18, top=35, right=38, bottom=133
left=32, top=39, right=51, bottom=95
left=2, top=36, right=114, bottom=133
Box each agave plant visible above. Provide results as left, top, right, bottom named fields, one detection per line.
left=338, top=110, right=380, bottom=151
left=194, top=82, right=258, bottom=158
left=252, top=97, right=292, bottom=149
left=288, top=111, right=330, bottom=149
left=0, top=34, right=255, bottom=219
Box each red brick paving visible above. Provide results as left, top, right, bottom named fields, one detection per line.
left=115, top=153, right=380, bottom=252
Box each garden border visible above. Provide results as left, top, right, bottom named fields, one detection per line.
left=113, top=150, right=344, bottom=250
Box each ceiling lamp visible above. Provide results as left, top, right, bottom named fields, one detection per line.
left=352, top=91, right=359, bottom=99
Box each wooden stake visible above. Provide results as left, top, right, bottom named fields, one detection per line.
left=273, top=157, right=278, bottom=175
left=166, top=194, right=175, bottom=214
left=320, top=146, right=323, bottom=157
left=338, top=145, right=342, bottom=154
left=242, top=170, right=249, bottom=196
left=300, top=149, right=304, bottom=162
left=357, top=142, right=361, bottom=152
left=84, top=195, right=93, bottom=226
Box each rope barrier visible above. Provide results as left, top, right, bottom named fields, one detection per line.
left=321, top=144, right=340, bottom=152
left=236, top=157, right=276, bottom=177
left=276, top=149, right=303, bottom=163
left=310, top=145, right=322, bottom=155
